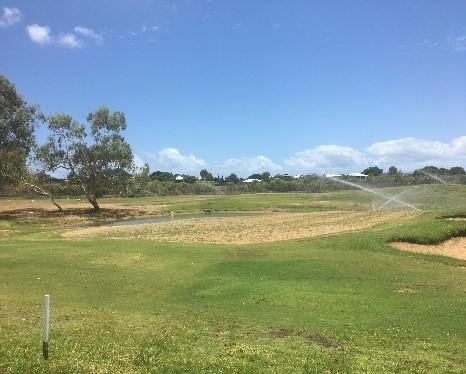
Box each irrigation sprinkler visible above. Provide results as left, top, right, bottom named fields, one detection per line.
left=377, top=190, right=408, bottom=211
left=42, top=295, right=50, bottom=359
left=419, top=170, right=447, bottom=184
left=326, top=176, right=422, bottom=212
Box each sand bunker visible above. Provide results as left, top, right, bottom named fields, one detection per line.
left=391, top=237, right=466, bottom=260
left=63, top=211, right=412, bottom=244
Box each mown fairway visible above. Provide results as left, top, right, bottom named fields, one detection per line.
left=0, top=186, right=465, bottom=373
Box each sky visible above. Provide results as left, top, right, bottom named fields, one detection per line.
left=1, top=0, right=466, bottom=177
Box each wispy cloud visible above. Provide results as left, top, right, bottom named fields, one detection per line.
left=26, top=24, right=104, bottom=49
left=446, top=35, right=466, bottom=52
left=57, top=32, right=82, bottom=49
left=26, top=24, right=52, bottom=45
left=420, top=35, right=466, bottom=53
left=74, top=26, right=103, bottom=45
left=0, top=7, right=22, bottom=28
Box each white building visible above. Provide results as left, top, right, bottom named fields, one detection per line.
left=349, top=173, right=368, bottom=179
left=243, top=178, right=261, bottom=183
left=175, top=175, right=184, bottom=181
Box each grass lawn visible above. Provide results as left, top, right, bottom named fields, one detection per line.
left=0, top=186, right=465, bottom=373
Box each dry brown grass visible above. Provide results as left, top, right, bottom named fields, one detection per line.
left=391, top=237, right=466, bottom=260
left=0, top=198, right=92, bottom=212
left=63, top=211, right=412, bottom=244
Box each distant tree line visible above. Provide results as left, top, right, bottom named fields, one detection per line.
left=2, top=74, right=466, bottom=205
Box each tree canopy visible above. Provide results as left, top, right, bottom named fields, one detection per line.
left=388, top=166, right=398, bottom=175
left=362, top=166, right=383, bottom=176
left=36, top=106, right=133, bottom=210
left=0, top=75, right=41, bottom=188
left=200, top=169, right=214, bottom=181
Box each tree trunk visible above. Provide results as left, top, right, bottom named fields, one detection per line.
left=21, top=177, right=63, bottom=212
left=50, top=195, right=63, bottom=212
left=49, top=181, right=63, bottom=212
left=87, top=195, right=100, bottom=210
left=85, top=175, right=100, bottom=210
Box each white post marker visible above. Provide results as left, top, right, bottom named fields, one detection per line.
left=42, top=295, right=50, bottom=359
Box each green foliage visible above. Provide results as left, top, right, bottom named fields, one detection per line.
left=261, top=171, right=271, bottom=181
left=150, top=171, right=175, bottom=182
left=414, top=165, right=466, bottom=176
left=247, top=173, right=262, bottom=180
left=36, top=107, right=133, bottom=209
left=200, top=169, right=214, bottom=181
left=449, top=166, right=466, bottom=175
left=363, top=166, right=383, bottom=176
left=225, top=173, right=239, bottom=184
left=0, top=75, right=41, bottom=188
left=388, top=166, right=398, bottom=175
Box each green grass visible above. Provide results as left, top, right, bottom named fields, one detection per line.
left=102, top=184, right=466, bottom=214
left=1, top=187, right=466, bottom=372
left=163, top=191, right=372, bottom=213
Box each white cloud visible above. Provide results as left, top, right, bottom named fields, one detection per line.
left=0, top=7, right=22, bottom=27
left=74, top=26, right=103, bottom=44
left=145, top=148, right=206, bottom=172
left=26, top=25, right=94, bottom=49
left=133, top=154, right=146, bottom=169
left=367, top=136, right=466, bottom=169
left=219, top=155, right=282, bottom=175
left=285, top=145, right=367, bottom=172
left=447, top=35, right=466, bottom=52
left=140, top=136, right=466, bottom=176
left=26, top=24, right=52, bottom=45
left=57, top=33, right=82, bottom=48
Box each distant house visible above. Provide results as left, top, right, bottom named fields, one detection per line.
left=175, top=175, right=184, bottom=181
left=349, top=172, right=368, bottom=179
left=243, top=178, right=261, bottom=183
left=293, top=174, right=303, bottom=179
left=326, top=173, right=342, bottom=178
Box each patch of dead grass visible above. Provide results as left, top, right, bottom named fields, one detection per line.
left=63, top=211, right=412, bottom=244
left=391, top=237, right=466, bottom=260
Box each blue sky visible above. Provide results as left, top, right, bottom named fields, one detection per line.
left=1, top=0, right=466, bottom=176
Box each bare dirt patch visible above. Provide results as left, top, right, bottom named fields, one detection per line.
left=269, top=328, right=341, bottom=348
left=391, top=237, right=466, bottom=260
left=395, top=287, right=417, bottom=294
left=63, top=211, right=412, bottom=244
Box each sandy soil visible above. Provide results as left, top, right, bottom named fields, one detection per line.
left=0, top=198, right=153, bottom=213
left=63, top=211, right=412, bottom=244
left=391, top=237, right=466, bottom=260
left=0, top=198, right=92, bottom=212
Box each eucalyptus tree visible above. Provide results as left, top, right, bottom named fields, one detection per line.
left=36, top=106, right=134, bottom=210
left=0, top=75, right=41, bottom=188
